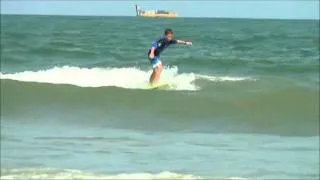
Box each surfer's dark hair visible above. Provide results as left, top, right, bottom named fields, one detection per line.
left=164, top=28, right=173, bottom=35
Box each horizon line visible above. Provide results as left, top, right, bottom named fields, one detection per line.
left=1, top=13, right=319, bottom=21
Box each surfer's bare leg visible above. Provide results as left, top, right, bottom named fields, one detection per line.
left=149, top=64, right=163, bottom=84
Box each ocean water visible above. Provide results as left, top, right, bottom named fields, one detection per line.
left=1, top=15, right=319, bottom=179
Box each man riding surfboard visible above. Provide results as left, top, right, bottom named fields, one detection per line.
left=148, top=29, right=192, bottom=85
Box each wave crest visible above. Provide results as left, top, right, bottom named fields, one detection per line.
left=0, top=66, right=254, bottom=91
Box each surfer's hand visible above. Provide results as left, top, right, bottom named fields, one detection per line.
left=186, top=41, right=192, bottom=46
left=149, top=53, right=155, bottom=59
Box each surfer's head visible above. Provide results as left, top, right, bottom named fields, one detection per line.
left=164, top=28, right=174, bottom=41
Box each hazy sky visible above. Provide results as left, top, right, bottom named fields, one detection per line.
left=1, top=0, right=319, bottom=19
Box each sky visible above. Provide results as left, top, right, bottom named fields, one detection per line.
left=1, top=0, right=319, bottom=20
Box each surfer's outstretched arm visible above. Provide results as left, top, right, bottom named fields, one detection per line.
left=176, top=40, right=192, bottom=45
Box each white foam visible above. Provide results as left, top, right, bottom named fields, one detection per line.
left=1, top=168, right=248, bottom=180
left=0, top=66, right=254, bottom=91
left=197, top=74, right=254, bottom=82
left=1, top=168, right=204, bottom=180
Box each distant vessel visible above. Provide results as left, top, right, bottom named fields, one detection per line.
left=135, top=4, right=178, bottom=18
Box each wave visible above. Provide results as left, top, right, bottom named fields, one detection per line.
left=1, top=78, right=318, bottom=136
left=1, top=168, right=246, bottom=180
left=0, top=66, right=254, bottom=91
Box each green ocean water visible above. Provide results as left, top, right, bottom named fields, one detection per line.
left=1, top=15, right=319, bottom=179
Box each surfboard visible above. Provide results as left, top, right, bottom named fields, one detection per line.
left=145, top=82, right=170, bottom=90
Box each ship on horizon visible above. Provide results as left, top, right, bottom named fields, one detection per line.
left=135, top=4, right=178, bottom=18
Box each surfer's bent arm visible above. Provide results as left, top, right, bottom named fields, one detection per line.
left=150, top=47, right=155, bottom=54
left=176, top=40, right=192, bottom=45
left=149, top=47, right=156, bottom=59
left=149, top=41, right=158, bottom=58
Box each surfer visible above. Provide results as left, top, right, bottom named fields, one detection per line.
left=147, top=28, right=192, bottom=85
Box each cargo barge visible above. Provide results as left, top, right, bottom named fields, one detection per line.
left=135, top=4, right=178, bottom=18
